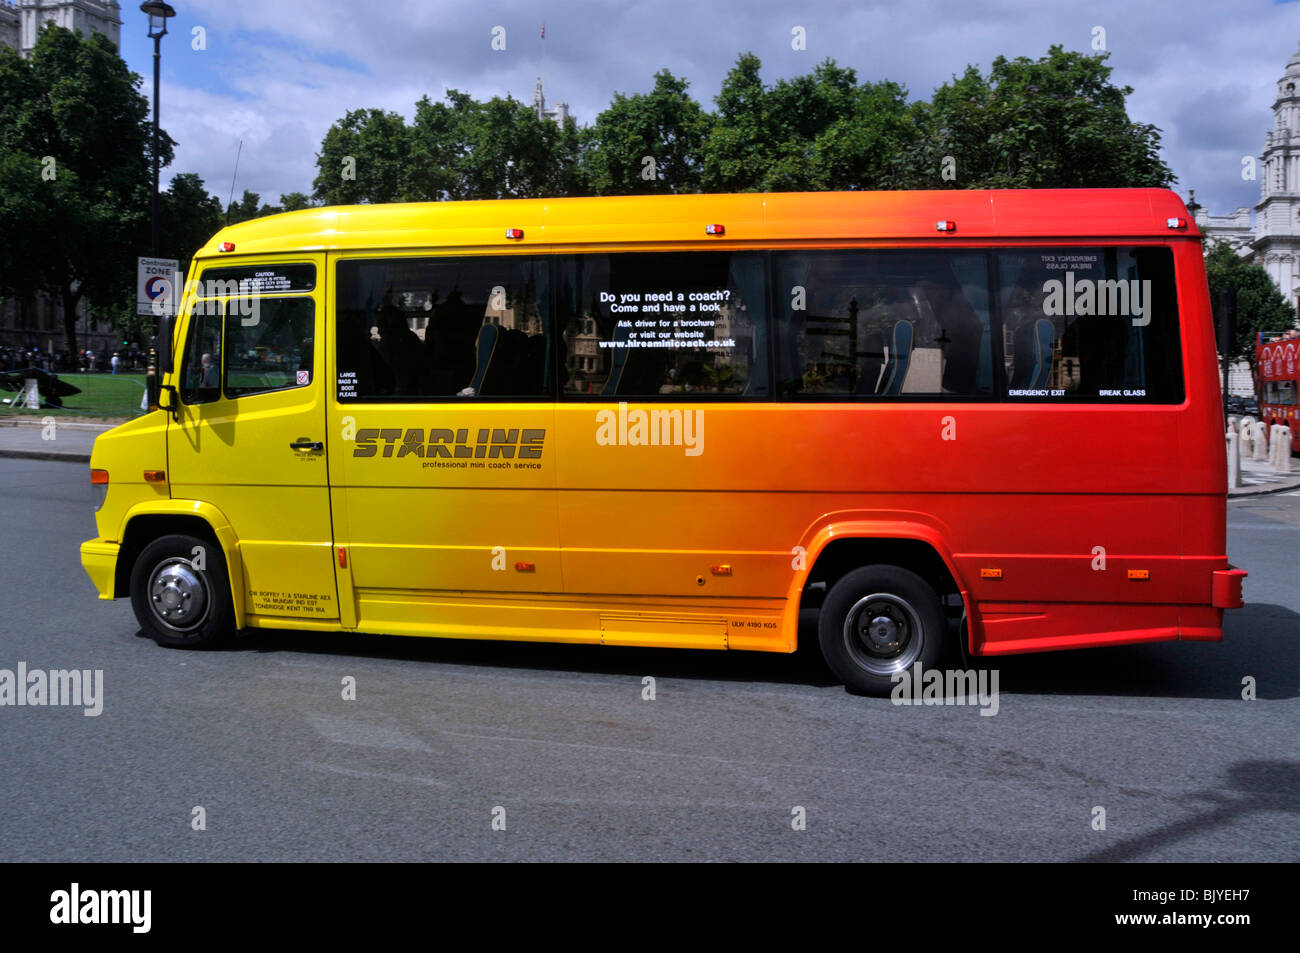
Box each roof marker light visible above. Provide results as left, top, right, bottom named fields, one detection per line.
left=1166, top=217, right=1187, bottom=229
left=218, top=241, right=235, bottom=252
left=936, top=220, right=956, bottom=232
left=505, top=228, right=524, bottom=240
left=705, top=224, right=725, bottom=235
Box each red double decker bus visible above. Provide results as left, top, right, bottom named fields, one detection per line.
left=1256, top=330, right=1300, bottom=452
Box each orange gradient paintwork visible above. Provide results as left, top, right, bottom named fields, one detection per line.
left=80, top=189, right=1241, bottom=657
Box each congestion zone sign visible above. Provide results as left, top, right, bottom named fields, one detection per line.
left=137, top=257, right=180, bottom=317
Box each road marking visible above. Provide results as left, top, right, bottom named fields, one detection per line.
left=298, top=761, right=449, bottom=787
left=307, top=713, right=433, bottom=752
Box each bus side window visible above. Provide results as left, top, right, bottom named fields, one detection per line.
left=335, top=257, right=549, bottom=401
left=180, top=303, right=223, bottom=404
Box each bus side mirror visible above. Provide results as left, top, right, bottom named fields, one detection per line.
left=148, top=312, right=176, bottom=418
left=157, top=383, right=179, bottom=421
left=155, top=312, right=173, bottom=376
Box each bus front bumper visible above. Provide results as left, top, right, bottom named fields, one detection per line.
left=80, top=538, right=119, bottom=600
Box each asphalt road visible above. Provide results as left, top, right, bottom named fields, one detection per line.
left=0, top=457, right=1296, bottom=862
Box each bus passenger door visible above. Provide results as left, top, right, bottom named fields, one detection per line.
left=168, top=256, right=339, bottom=622
left=324, top=253, right=563, bottom=637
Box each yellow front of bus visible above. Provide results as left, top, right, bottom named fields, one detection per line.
left=80, top=245, right=341, bottom=644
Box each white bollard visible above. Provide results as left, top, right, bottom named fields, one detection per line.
left=1226, top=428, right=1240, bottom=489
left=1252, top=421, right=1270, bottom=461
left=1276, top=426, right=1293, bottom=473
left=1239, top=415, right=1254, bottom=457
left=22, top=378, right=39, bottom=410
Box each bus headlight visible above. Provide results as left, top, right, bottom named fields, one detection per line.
left=90, top=469, right=108, bottom=511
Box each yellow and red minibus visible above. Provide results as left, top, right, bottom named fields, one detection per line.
left=80, top=189, right=1247, bottom=694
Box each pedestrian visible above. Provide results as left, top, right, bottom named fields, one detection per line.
left=199, top=352, right=219, bottom=388
left=111, top=352, right=120, bottom=375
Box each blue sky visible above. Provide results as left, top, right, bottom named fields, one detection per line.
left=112, top=0, right=1298, bottom=216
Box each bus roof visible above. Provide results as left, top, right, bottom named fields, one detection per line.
left=199, top=188, right=1198, bottom=259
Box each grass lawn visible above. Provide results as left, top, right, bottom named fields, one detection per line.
left=1, top=372, right=147, bottom=419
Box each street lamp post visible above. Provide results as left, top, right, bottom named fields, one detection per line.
left=141, top=2, right=176, bottom=259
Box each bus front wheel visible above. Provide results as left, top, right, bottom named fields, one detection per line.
left=129, top=534, right=234, bottom=649
left=818, top=565, right=946, bottom=696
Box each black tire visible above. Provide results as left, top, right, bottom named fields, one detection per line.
left=129, top=533, right=234, bottom=648
left=817, top=564, right=946, bottom=696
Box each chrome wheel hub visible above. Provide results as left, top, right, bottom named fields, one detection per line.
left=843, top=593, right=924, bottom=677
left=148, top=558, right=209, bottom=633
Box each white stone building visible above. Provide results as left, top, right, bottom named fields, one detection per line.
left=1195, top=41, right=1300, bottom=396
left=1198, top=42, right=1300, bottom=305
left=532, top=77, right=570, bottom=126
left=0, top=3, right=19, bottom=51
left=0, top=0, right=120, bottom=56
left=1253, top=43, right=1300, bottom=308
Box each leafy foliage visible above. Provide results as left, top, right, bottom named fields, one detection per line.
left=904, top=45, right=1174, bottom=189
left=0, top=25, right=169, bottom=353
left=583, top=69, right=710, bottom=194
left=1204, top=241, right=1298, bottom=374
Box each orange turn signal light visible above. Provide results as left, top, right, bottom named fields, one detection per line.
left=90, top=469, right=109, bottom=485
left=143, top=470, right=166, bottom=483
left=980, top=568, right=1002, bottom=579
left=1128, top=569, right=1150, bottom=580
left=514, top=561, right=535, bottom=572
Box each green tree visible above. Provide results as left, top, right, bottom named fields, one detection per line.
left=307, top=44, right=1180, bottom=204
left=582, top=69, right=710, bottom=194
left=905, top=45, right=1174, bottom=189
left=313, top=108, right=411, bottom=205
left=0, top=25, right=172, bottom=354
left=457, top=94, right=576, bottom=199
left=161, top=172, right=222, bottom=275
left=404, top=92, right=473, bottom=201
left=401, top=89, right=584, bottom=201
left=1204, top=241, right=1297, bottom=377
left=278, top=191, right=315, bottom=212
left=702, top=55, right=916, bottom=192
left=224, top=189, right=287, bottom=224
left=701, top=53, right=768, bottom=192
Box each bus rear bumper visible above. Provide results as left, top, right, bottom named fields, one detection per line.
left=1211, top=568, right=1248, bottom=610
left=80, top=538, right=119, bottom=600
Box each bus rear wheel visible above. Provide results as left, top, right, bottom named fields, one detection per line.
left=129, top=534, right=234, bottom=649
left=818, top=565, right=946, bottom=696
